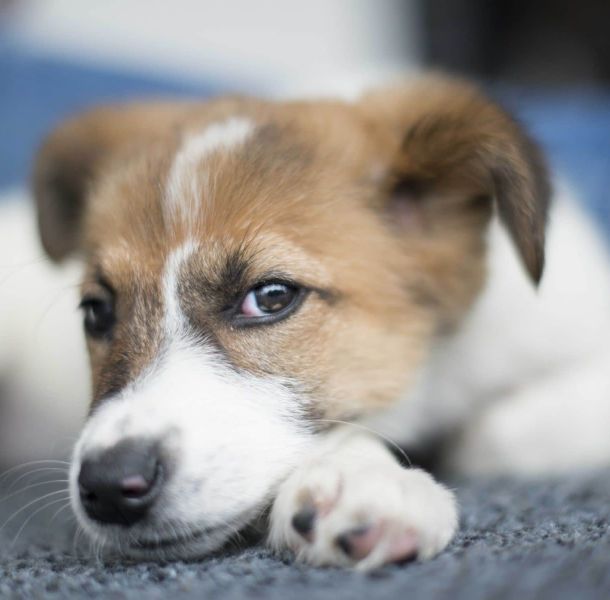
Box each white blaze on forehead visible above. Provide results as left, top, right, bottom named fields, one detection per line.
left=162, top=239, right=198, bottom=337
left=164, top=117, right=255, bottom=226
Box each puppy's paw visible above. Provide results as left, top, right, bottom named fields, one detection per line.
left=268, top=459, right=457, bottom=570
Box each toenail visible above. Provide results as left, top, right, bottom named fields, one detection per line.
left=292, top=506, right=317, bottom=538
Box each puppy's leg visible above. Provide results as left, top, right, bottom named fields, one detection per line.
left=268, top=429, right=457, bottom=570
left=448, top=352, right=610, bottom=475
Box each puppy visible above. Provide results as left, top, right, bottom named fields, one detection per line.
left=32, top=76, right=610, bottom=569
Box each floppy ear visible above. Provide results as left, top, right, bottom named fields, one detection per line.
left=361, top=76, right=551, bottom=284
left=32, top=102, right=191, bottom=262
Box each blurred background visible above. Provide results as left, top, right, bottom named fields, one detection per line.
left=0, top=0, right=609, bottom=466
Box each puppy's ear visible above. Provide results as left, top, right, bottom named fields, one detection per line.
left=33, top=103, right=189, bottom=262
left=362, top=76, right=551, bottom=284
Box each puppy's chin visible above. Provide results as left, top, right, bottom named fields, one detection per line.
left=71, top=493, right=261, bottom=560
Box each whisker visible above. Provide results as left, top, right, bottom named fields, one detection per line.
left=72, top=525, right=85, bottom=558
left=114, top=531, right=124, bottom=559
left=94, top=536, right=103, bottom=565
left=32, top=281, right=84, bottom=337
left=0, top=489, right=70, bottom=533
left=0, top=255, right=50, bottom=269
left=0, top=459, right=70, bottom=482
left=318, top=418, right=413, bottom=467
left=88, top=536, right=97, bottom=564
left=49, top=501, right=73, bottom=525
left=0, top=255, right=56, bottom=288
left=10, top=496, right=69, bottom=548
left=7, top=466, right=69, bottom=491
left=87, top=536, right=96, bottom=564
left=1, top=479, right=70, bottom=504
left=94, top=536, right=106, bottom=566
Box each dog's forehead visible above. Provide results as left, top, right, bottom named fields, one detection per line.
left=85, top=103, right=381, bottom=272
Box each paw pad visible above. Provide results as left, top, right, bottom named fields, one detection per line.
left=335, top=525, right=375, bottom=559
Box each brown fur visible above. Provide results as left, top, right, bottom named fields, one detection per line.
left=32, top=76, right=550, bottom=421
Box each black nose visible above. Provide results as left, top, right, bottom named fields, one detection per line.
left=78, top=438, right=164, bottom=526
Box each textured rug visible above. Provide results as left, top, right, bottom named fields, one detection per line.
left=0, top=470, right=609, bottom=600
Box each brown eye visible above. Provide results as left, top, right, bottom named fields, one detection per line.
left=235, top=281, right=304, bottom=326
left=80, top=295, right=115, bottom=338
left=241, top=283, right=298, bottom=316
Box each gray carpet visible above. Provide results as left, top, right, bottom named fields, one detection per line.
left=1, top=470, right=609, bottom=600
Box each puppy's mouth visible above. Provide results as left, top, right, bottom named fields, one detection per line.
left=128, top=521, right=232, bottom=551
left=111, top=505, right=264, bottom=558
left=129, top=525, right=220, bottom=550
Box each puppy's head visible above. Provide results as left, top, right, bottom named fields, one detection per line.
left=33, top=76, right=549, bottom=558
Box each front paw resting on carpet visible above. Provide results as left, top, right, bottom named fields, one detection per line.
left=268, top=431, right=457, bottom=570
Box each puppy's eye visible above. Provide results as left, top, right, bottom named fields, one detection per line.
left=79, top=296, right=115, bottom=338
left=236, top=282, right=303, bottom=325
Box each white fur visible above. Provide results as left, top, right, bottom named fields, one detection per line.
left=364, top=181, right=610, bottom=474
left=269, top=429, right=457, bottom=569
left=69, top=241, right=314, bottom=557
left=0, top=192, right=89, bottom=464
left=164, top=117, right=254, bottom=225
left=162, top=238, right=198, bottom=334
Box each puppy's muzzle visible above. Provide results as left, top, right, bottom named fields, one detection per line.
left=77, top=438, right=165, bottom=526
